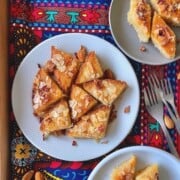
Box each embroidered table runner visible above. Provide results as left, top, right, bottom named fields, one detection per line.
left=9, top=0, right=180, bottom=179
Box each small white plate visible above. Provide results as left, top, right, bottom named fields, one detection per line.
left=109, top=0, right=180, bottom=65
left=88, top=146, right=180, bottom=180
left=12, top=33, right=140, bottom=161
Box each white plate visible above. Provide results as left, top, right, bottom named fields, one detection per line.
left=88, top=146, right=180, bottom=180
left=109, top=0, right=180, bottom=65
left=12, top=33, right=140, bottom=161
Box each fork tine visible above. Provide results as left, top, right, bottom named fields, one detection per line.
left=147, top=77, right=156, bottom=103
left=160, top=78, right=172, bottom=96
left=143, top=88, right=150, bottom=106
left=152, top=74, right=160, bottom=88
left=167, top=78, right=173, bottom=95
left=160, top=79, right=164, bottom=90
left=148, top=75, right=161, bottom=103
left=164, top=79, right=169, bottom=95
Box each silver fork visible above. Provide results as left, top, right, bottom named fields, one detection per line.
left=160, top=78, right=180, bottom=119
left=150, top=75, right=180, bottom=135
left=143, top=86, right=179, bottom=158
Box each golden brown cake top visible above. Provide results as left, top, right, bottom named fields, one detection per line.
left=69, top=85, right=97, bottom=120
left=40, top=99, right=72, bottom=136
left=66, top=105, right=111, bottom=139
left=32, top=68, right=64, bottom=116
left=83, top=79, right=128, bottom=106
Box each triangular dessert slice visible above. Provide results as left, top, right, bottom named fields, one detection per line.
left=32, top=68, right=64, bottom=116
left=75, top=51, right=103, bottom=84
left=66, top=105, right=111, bottom=139
left=83, top=79, right=127, bottom=106
left=150, top=0, right=180, bottom=26
left=44, top=46, right=80, bottom=93
left=127, top=0, right=152, bottom=42
left=40, top=99, right=72, bottom=138
left=151, top=12, right=176, bottom=59
left=69, top=85, right=97, bottom=120
left=111, top=155, right=137, bottom=180
left=135, top=164, right=159, bottom=180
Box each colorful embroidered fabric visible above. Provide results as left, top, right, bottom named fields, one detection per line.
left=9, top=0, right=180, bottom=179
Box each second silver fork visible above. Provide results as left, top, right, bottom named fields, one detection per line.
left=144, top=86, right=179, bottom=158
left=149, top=75, right=180, bottom=135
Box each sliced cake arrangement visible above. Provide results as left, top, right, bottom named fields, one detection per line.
left=127, top=0, right=179, bottom=59
left=32, top=46, right=128, bottom=140
left=111, top=155, right=159, bottom=180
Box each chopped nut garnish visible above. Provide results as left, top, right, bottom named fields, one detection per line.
left=72, top=140, right=78, bottom=146
left=38, top=63, right=42, bottom=68
left=140, top=45, right=147, bottom=52
left=43, top=133, right=49, bottom=140
left=155, top=27, right=173, bottom=46
left=137, top=2, right=148, bottom=21
left=124, top=105, right=131, bottom=113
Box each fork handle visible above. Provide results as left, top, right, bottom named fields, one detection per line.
left=160, top=121, right=179, bottom=158
left=162, top=99, right=180, bottom=135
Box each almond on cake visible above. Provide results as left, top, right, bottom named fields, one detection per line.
left=40, top=99, right=72, bottom=138
left=66, top=105, right=111, bottom=140
left=151, top=12, right=176, bottom=59
left=83, top=79, right=127, bottom=106
left=127, top=0, right=152, bottom=42
left=111, top=155, right=137, bottom=180
left=75, top=51, right=104, bottom=84
left=69, top=85, right=97, bottom=120
left=32, top=68, right=64, bottom=117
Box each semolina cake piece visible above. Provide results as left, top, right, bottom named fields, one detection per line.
left=83, top=79, right=128, bottom=106
left=69, top=85, right=98, bottom=120
left=151, top=12, right=176, bottom=59
left=135, top=164, right=159, bottom=180
left=40, top=99, right=72, bottom=138
left=66, top=105, right=111, bottom=140
left=44, top=46, right=80, bottom=93
left=75, top=51, right=104, bottom=84
left=32, top=68, right=64, bottom=117
left=150, top=0, right=180, bottom=26
left=111, top=155, right=137, bottom=180
left=127, top=0, right=152, bottom=42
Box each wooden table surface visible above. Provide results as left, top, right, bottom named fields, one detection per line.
left=0, top=1, right=9, bottom=179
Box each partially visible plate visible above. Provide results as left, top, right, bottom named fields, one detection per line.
left=109, top=0, right=180, bottom=65
left=88, top=146, right=180, bottom=180
left=12, top=33, right=140, bottom=161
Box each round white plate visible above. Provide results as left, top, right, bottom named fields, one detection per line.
left=12, top=33, right=140, bottom=161
left=109, top=0, right=180, bottom=65
left=88, top=146, right=180, bottom=180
